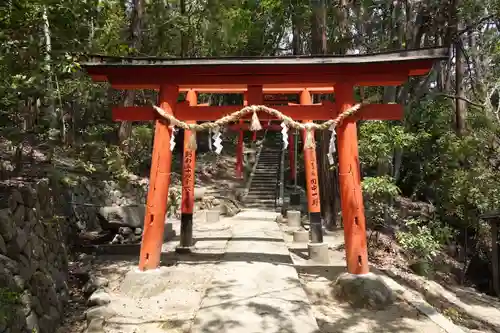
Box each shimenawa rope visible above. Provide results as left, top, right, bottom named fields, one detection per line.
left=152, top=95, right=381, bottom=151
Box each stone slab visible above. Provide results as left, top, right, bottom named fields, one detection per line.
left=205, top=210, right=220, bottom=223
left=308, top=242, right=330, bottom=264
left=293, top=229, right=309, bottom=243
left=287, top=210, right=301, bottom=228
left=191, top=215, right=319, bottom=333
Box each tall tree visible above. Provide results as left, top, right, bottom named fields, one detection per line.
left=311, top=0, right=342, bottom=229
left=118, top=0, right=144, bottom=147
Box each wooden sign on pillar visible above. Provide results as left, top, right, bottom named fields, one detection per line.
left=301, top=89, right=323, bottom=244
left=178, top=90, right=197, bottom=251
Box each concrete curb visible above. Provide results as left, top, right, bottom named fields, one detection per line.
left=372, top=267, right=467, bottom=333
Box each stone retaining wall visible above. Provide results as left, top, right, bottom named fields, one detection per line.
left=70, top=177, right=149, bottom=232
left=0, top=179, right=69, bottom=333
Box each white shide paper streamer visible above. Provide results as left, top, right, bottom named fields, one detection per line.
left=212, top=129, right=223, bottom=155
left=170, top=126, right=177, bottom=151
left=327, top=127, right=336, bottom=165
left=281, top=122, right=289, bottom=150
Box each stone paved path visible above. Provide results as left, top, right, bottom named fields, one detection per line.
left=190, top=210, right=319, bottom=333
left=85, top=210, right=319, bottom=333
left=83, top=210, right=464, bottom=333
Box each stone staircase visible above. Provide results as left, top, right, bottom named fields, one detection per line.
left=245, top=134, right=282, bottom=210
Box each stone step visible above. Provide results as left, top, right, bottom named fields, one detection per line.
left=245, top=203, right=276, bottom=208
left=249, top=183, right=276, bottom=187
left=245, top=200, right=276, bottom=205
left=251, top=184, right=277, bottom=188
left=246, top=191, right=276, bottom=196
left=253, top=173, right=277, bottom=181
left=258, top=159, right=279, bottom=162
left=246, top=197, right=276, bottom=202
left=245, top=204, right=276, bottom=208
left=246, top=195, right=275, bottom=199
left=252, top=180, right=277, bottom=183
left=249, top=187, right=275, bottom=191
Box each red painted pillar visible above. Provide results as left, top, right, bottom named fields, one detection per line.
left=301, top=89, right=323, bottom=243
left=235, top=92, right=250, bottom=178
left=244, top=86, right=263, bottom=177
left=236, top=120, right=244, bottom=179
left=139, top=85, right=178, bottom=271
left=336, top=83, right=369, bottom=275
left=179, top=90, right=197, bottom=250
left=288, top=133, right=295, bottom=181
left=246, top=93, right=258, bottom=143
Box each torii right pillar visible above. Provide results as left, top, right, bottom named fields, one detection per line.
left=333, top=83, right=395, bottom=309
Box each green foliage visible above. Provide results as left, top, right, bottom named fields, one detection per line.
left=0, top=288, right=21, bottom=325
left=362, top=176, right=400, bottom=199
left=103, top=145, right=129, bottom=180
left=396, top=219, right=442, bottom=261
left=362, top=176, right=400, bottom=228
left=359, top=121, right=417, bottom=168
left=403, top=98, right=500, bottom=230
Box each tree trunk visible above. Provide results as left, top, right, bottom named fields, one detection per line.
left=118, top=0, right=144, bottom=148
left=42, top=6, right=57, bottom=134
left=292, top=4, right=302, bottom=55
left=180, top=0, right=188, bottom=57
left=455, top=39, right=467, bottom=136
left=310, top=0, right=327, bottom=55
left=311, top=0, right=342, bottom=230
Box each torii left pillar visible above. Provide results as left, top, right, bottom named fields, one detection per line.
left=139, top=85, right=178, bottom=271
left=177, top=89, right=197, bottom=253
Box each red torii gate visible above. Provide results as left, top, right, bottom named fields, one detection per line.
left=82, top=48, right=448, bottom=275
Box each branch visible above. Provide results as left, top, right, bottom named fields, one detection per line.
left=434, top=93, right=485, bottom=108
left=458, top=39, right=481, bottom=102
left=457, top=14, right=496, bottom=37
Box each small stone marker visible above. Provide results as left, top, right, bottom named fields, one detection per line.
left=287, top=210, right=301, bottom=228
left=293, top=229, right=309, bottom=243
left=163, top=221, right=175, bottom=241
left=206, top=210, right=220, bottom=223
left=308, top=242, right=329, bottom=264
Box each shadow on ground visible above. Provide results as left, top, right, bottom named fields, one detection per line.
left=191, top=277, right=322, bottom=333
left=296, top=263, right=449, bottom=332
left=80, top=220, right=448, bottom=333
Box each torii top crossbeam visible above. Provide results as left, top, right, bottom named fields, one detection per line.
left=83, top=47, right=448, bottom=90
left=80, top=47, right=448, bottom=273
left=82, top=47, right=448, bottom=122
